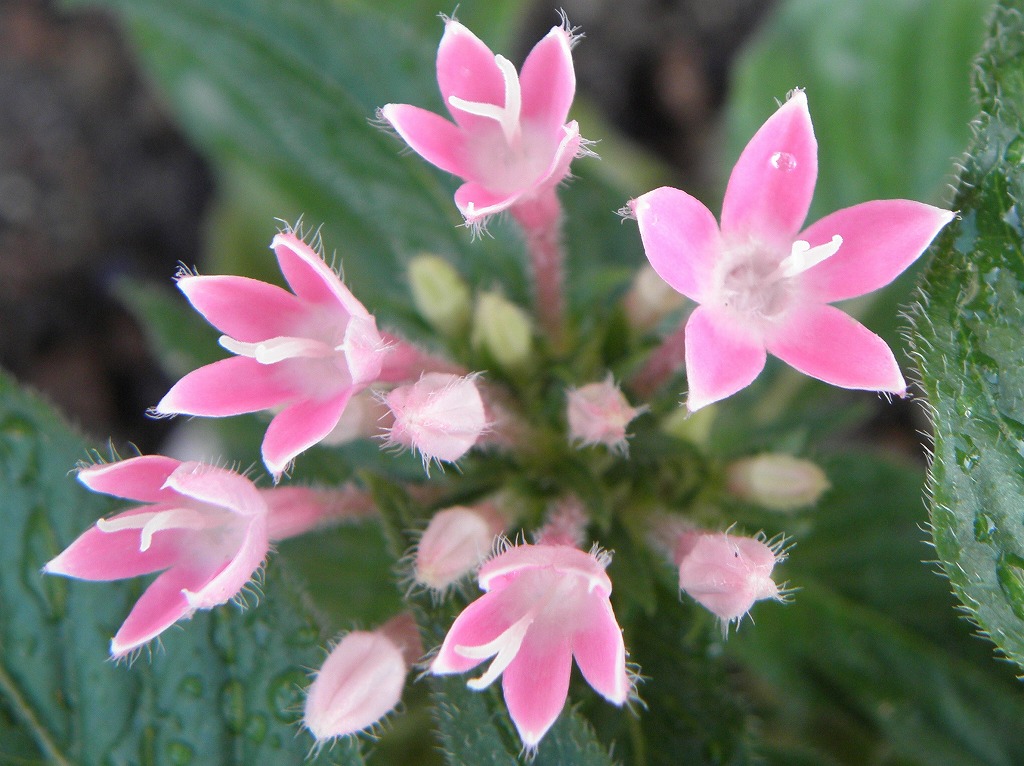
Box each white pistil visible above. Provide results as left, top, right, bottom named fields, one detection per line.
left=776, top=234, right=843, bottom=278
left=219, top=335, right=334, bottom=365
left=458, top=609, right=535, bottom=690
left=97, top=507, right=208, bottom=552
left=447, top=54, right=522, bottom=145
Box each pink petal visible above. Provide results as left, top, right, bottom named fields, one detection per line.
left=571, top=593, right=628, bottom=704
left=684, top=306, right=767, bottom=411
left=721, top=91, right=817, bottom=246
left=155, top=356, right=297, bottom=417
left=798, top=200, right=955, bottom=302
left=43, top=508, right=182, bottom=581
left=766, top=304, right=906, bottom=393
left=162, top=461, right=266, bottom=517
left=379, top=104, right=469, bottom=178
left=478, top=544, right=611, bottom=596
left=177, top=275, right=306, bottom=343
left=454, top=181, right=518, bottom=222
left=530, top=120, right=581, bottom=190
left=109, top=565, right=210, bottom=657
left=436, top=20, right=506, bottom=133
left=77, top=455, right=181, bottom=503
left=519, top=27, right=575, bottom=133
left=182, top=515, right=268, bottom=610
left=261, top=391, right=354, bottom=478
left=502, top=623, right=572, bottom=748
left=271, top=233, right=368, bottom=318
left=632, top=186, right=722, bottom=303
left=431, top=590, right=522, bottom=675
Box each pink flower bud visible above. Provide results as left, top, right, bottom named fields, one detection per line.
left=304, top=613, right=422, bottom=742
left=674, top=531, right=786, bottom=627
left=383, top=373, right=488, bottom=467
left=415, top=505, right=507, bottom=591
left=566, top=375, right=645, bottom=454
left=534, top=496, right=588, bottom=548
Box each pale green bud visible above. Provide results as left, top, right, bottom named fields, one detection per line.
left=408, top=254, right=471, bottom=337
left=726, top=454, right=830, bottom=512
left=662, top=404, right=716, bottom=446
left=471, top=291, right=534, bottom=373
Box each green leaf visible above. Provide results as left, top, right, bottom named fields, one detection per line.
left=0, top=371, right=362, bottom=764
left=909, top=0, right=1024, bottom=671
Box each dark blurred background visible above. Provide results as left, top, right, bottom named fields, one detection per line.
left=0, top=0, right=775, bottom=452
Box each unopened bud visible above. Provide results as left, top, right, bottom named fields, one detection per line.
left=415, top=505, right=506, bottom=590
left=408, top=254, right=471, bottom=337
left=662, top=404, right=716, bottom=446
left=567, top=376, right=645, bottom=454
left=304, top=612, right=422, bottom=742
left=623, top=264, right=686, bottom=333
left=320, top=390, right=390, bottom=446
left=726, top=454, right=830, bottom=512
left=471, top=292, right=533, bottom=373
left=383, top=373, right=488, bottom=467
left=675, top=531, right=786, bottom=627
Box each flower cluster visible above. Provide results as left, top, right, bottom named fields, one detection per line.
left=44, top=13, right=952, bottom=758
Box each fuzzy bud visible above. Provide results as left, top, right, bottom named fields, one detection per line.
left=726, top=454, right=830, bottom=512
left=471, top=292, right=534, bottom=373
left=408, top=254, right=472, bottom=337
left=383, top=373, right=488, bottom=466
left=567, top=376, right=645, bottom=454
left=674, top=531, right=785, bottom=626
left=415, top=505, right=507, bottom=590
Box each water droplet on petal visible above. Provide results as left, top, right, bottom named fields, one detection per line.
left=770, top=151, right=797, bottom=172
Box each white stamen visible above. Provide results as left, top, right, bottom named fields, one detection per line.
left=776, top=235, right=843, bottom=278
left=219, top=335, right=334, bottom=364
left=97, top=507, right=208, bottom=552
left=458, top=610, right=535, bottom=690
left=447, top=54, right=522, bottom=145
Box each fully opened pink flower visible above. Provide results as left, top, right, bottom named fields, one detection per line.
left=380, top=18, right=582, bottom=225
left=431, top=542, right=629, bottom=749
left=631, top=90, right=954, bottom=410
left=43, top=456, right=269, bottom=658
left=155, top=231, right=389, bottom=478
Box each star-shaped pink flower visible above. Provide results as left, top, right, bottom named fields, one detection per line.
left=380, top=17, right=582, bottom=225
left=431, top=542, right=629, bottom=749
left=155, top=231, right=389, bottom=478
left=631, top=90, right=954, bottom=411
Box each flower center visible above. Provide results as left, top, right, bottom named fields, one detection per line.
left=716, top=235, right=842, bottom=329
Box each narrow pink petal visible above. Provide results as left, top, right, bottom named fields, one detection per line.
left=109, top=565, right=210, bottom=657
left=177, top=275, right=306, bottom=342
left=721, top=91, right=817, bottom=246
left=502, top=625, right=572, bottom=748
left=436, top=20, right=505, bottom=132
left=519, top=27, right=575, bottom=132
left=431, top=590, right=521, bottom=675
left=43, top=509, right=182, bottom=581
left=155, top=356, right=297, bottom=417
left=162, top=462, right=265, bottom=517
left=454, top=181, right=518, bottom=222
left=632, top=186, right=722, bottom=303
left=182, top=515, right=268, bottom=610
left=77, top=455, right=181, bottom=503
left=271, top=233, right=368, bottom=318
left=572, top=593, right=628, bottom=704
left=261, top=391, right=354, bottom=478
left=684, top=306, right=767, bottom=411
left=380, top=104, right=469, bottom=178
left=798, top=200, right=955, bottom=302
left=766, top=304, right=906, bottom=393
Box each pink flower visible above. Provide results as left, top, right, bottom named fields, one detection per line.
left=630, top=90, right=954, bottom=411
left=673, top=530, right=786, bottom=628
left=566, top=375, right=646, bottom=454
left=43, top=456, right=269, bottom=658
left=380, top=17, right=583, bottom=226
left=155, top=230, right=389, bottom=478
left=414, top=504, right=506, bottom=591
left=431, top=542, right=629, bottom=749
left=304, top=613, right=422, bottom=742
left=383, top=373, right=488, bottom=468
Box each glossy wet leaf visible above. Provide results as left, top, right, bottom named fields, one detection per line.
left=909, top=0, right=1024, bottom=671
